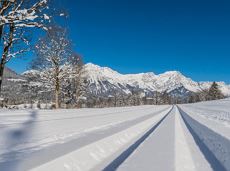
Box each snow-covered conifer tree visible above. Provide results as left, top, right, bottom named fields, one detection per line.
left=208, top=82, right=224, bottom=100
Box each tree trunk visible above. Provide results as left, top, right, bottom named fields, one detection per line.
left=0, top=15, right=5, bottom=94
left=0, top=24, right=14, bottom=95
left=0, top=2, right=11, bottom=92
left=0, top=26, right=3, bottom=41
left=0, top=59, right=5, bottom=94
left=55, top=76, right=60, bottom=109
left=0, top=46, right=9, bottom=94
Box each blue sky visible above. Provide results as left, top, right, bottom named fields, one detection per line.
left=7, top=0, right=230, bottom=83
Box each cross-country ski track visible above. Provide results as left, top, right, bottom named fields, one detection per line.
left=1, top=99, right=230, bottom=171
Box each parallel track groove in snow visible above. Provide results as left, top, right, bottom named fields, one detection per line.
left=2, top=99, right=230, bottom=171
left=2, top=107, right=170, bottom=171
left=102, top=106, right=174, bottom=171
left=28, top=106, right=172, bottom=171
left=0, top=106, right=171, bottom=171
left=178, top=107, right=228, bottom=171
left=175, top=106, right=196, bottom=171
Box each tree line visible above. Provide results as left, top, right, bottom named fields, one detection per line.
left=187, top=82, right=225, bottom=103
left=85, top=82, right=225, bottom=108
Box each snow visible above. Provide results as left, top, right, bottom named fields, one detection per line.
left=22, top=70, right=41, bottom=76
left=117, top=106, right=176, bottom=171
left=0, top=0, right=50, bottom=30
left=83, top=63, right=230, bottom=95
left=6, top=78, right=27, bottom=82
left=199, top=82, right=230, bottom=96
left=31, top=107, right=171, bottom=171
left=179, top=99, right=230, bottom=170
left=154, top=71, right=200, bottom=93
left=0, top=105, right=170, bottom=170
left=43, top=14, right=50, bottom=20
left=22, top=63, right=230, bottom=97
left=117, top=106, right=213, bottom=171
left=1, top=98, right=230, bottom=170
left=175, top=107, right=196, bottom=171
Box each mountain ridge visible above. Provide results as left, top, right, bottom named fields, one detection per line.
left=4, top=63, right=230, bottom=99
left=82, top=63, right=230, bottom=97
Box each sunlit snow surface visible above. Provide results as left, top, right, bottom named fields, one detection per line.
left=1, top=98, right=230, bottom=171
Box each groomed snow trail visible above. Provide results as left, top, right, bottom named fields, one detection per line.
left=116, top=106, right=211, bottom=171
left=175, top=106, right=196, bottom=171
left=0, top=105, right=171, bottom=171
left=29, top=107, right=172, bottom=171
left=179, top=107, right=230, bottom=171
left=175, top=107, right=213, bottom=171
left=1, top=99, right=230, bottom=171
left=116, top=106, right=176, bottom=171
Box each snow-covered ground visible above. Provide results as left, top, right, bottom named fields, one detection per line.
left=1, top=99, right=230, bottom=171
left=0, top=105, right=170, bottom=171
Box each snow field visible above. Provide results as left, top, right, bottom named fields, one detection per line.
left=29, top=107, right=172, bottom=171
left=1, top=99, right=230, bottom=171
left=0, top=105, right=170, bottom=170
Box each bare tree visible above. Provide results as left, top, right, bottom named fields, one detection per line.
left=61, top=53, right=85, bottom=108
left=73, top=56, right=88, bottom=108
left=0, top=0, right=55, bottom=93
left=31, top=26, right=73, bottom=109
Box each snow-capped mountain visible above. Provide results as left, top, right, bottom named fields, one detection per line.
left=82, top=63, right=158, bottom=96
left=82, top=63, right=230, bottom=97
left=5, top=63, right=228, bottom=99
left=3, top=67, right=23, bottom=79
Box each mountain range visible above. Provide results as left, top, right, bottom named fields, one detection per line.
left=81, top=63, right=230, bottom=97
left=3, top=63, right=230, bottom=100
